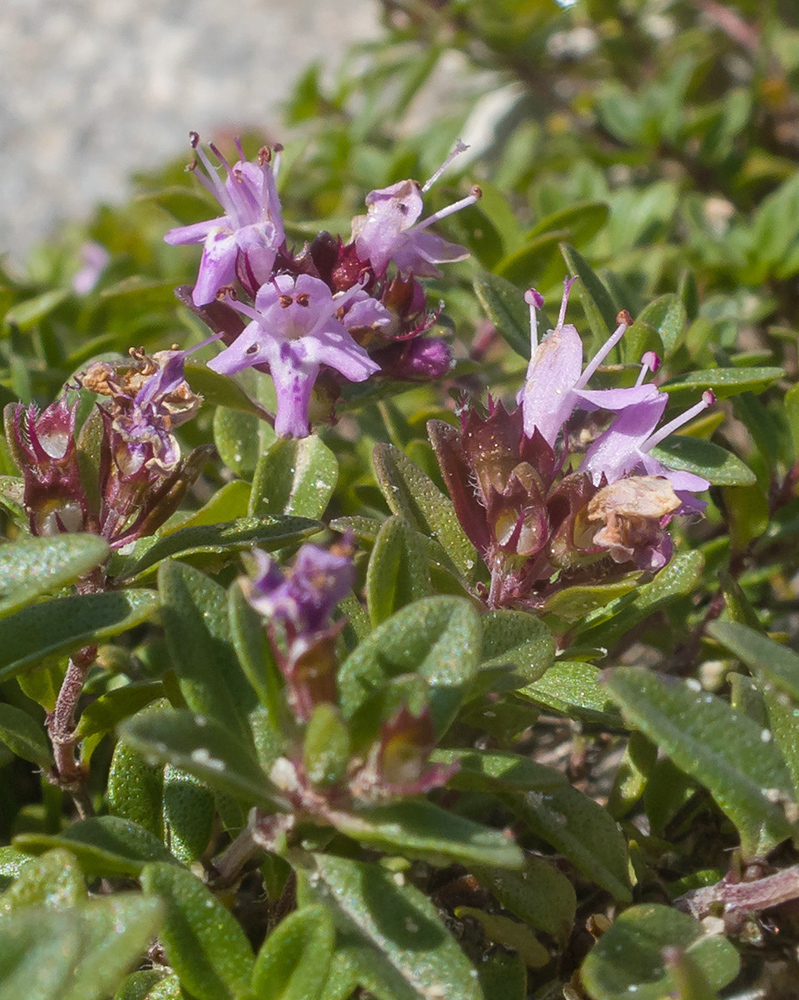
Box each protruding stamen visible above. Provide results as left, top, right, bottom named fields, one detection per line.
left=421, top=140, right=469, bottom=193
left=635, top=350, right=662, bottom=386
left=558, top=276, right=578, bottom=328
left=642, top=390, right=715, bottom=452
left=412, top=186, right=482, bottom=233
left=575, top=314, right=630, bottom=389
left=525, top=288, right=544, bottom=353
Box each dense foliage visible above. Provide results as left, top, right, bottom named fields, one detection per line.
left=4, top=1, right=799, bottom=997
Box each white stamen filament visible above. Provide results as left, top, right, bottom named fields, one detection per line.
left=635, top=351, right=661, bottom=387
left=557, top=276, right=578, bottom=328
left=575, top=318, right=629, bottom=389
left=641, top=391, right=715, bottom=452
left=412, top=188, right=481, bottom=233
left=421, top=141, right=469, bottom=193
left=525, top=289, right=543, bottom=354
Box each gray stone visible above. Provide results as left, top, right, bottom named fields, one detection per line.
left=0, top=0, right=380, bottom=262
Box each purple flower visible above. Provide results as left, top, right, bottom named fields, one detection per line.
left=207, top=274, right=386, bottom=437
left=519, top=280, right=639, bottom=446
left=582, top=391, right=715, bottom=512
left=72, top=241, right=109, bottom=295
left=351, top=143, right=480, bottom=277
left=243, top=541, right=355, bottom=636
left=82, top=348, right=201, bottom=475
left=164, top=134, right=285, bottom=306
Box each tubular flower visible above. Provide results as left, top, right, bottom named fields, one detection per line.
left=81, top=348, right=201, bottom=475
left=241, top=539, right=356, bottom=722
left=208, top=274, right=387, bottom=438
left=164, top=133, right=285, bottom=306
left=351, top=143, right=480, bottom=277
left=519, top=281, right=641, bottom=446
left=582, top=390, right=715, bottom=513
left=5, top=350, right=207, bottom=555
left=430, top=283, right=715, bottom=608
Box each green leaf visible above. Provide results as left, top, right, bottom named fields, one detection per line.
left=509, top=782, right=632, bottom=901
left=494, top=232, right=563, bottom=289
left=319, top=942, right=418, bottom=1000
left=477, top=951, right=526, bottom=1000
left=542, top=578, right=641, bottom=622
left=649, top=435, right=756, bottom=486
left=121, top=515, right=321, bottom=581
left=303, top=704, right=350, bottom=788
left=432, top=748, right=567, bottom=794
left=0, top=895, right=163, bottom=1000
left=520, top=661, right=624, bottom=726
left=471, top=855, right=576, bottom=943
left=338, top=596, right=481, bottom=735
left=530, top=200, right=609, bottom=244
left=0, top=703, right=51, bottom=767
left=474, top=610, right=554, bottom=695
left=228, top=583, right=284, bottom=726
left=250, top=435, right=339, bottom=520
left=0, top=589, right=160, bottom=683
left=661, top=366, right=783, bottom=405
left=162, top=766, right=215, bottom=865
left=0, top=534, right=109, bottom=618
left=560, top=243, right=618, bottom=338
left=473, top=270, right=531, bottom=359
left=120, top=709, right=277, bottom=808
left=455, top=908, right=549, bottom=968
left=158, top=560, right=257, bottom=742
left=183, top=362, right=272, bottom=419
left=335, top=800, right=523, bottom=869
left=0, top=846, right=33, bottom=888
left=707, top=621, right=799, bottom=701
left=166, top=481, right=251, bottom=532
left=0, top=909, right=82, bottom=1000
left=625, top=293, right=686, bottom=359
left=372, top=444, right=480, bottom=584
left=14, top=817, right=176, bottom=877
left=580, top=903, right=740, bottom=1000
left=75, top=680, right=164, bottom=745
left=366, top=516, right=431, bottom=625
left=113, top=970, right=167, bottom=1000
left=108, top=740, right=164, bottom=839
left=141, top=863, right=254, bottom=1000
left=604, top=668, right=796, bottom=858
left=576, top=551, right=705, bottom=648
left=0, top=848, right=86, bottom=915
left=296, top=852, right=482, bottom=1000
left=3, top=288, right=70, bottom=331
left=65, top=895, right=164, bottom=1000
left=213, top=406, right=270, bottom=480
left=251, top=905, right=335, bottom=1000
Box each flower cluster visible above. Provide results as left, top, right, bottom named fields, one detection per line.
left=166, top=134, right=480, bottom=438
left=241, top=540, right=454, bottom=812
left=431, top=281, right=714, bottom=609
left=5, top=348, right=207, bottom=553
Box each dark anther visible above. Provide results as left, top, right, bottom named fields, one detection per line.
left=295, top=293, right=311, bottom=307
left=278, top=294, right=294, bottom=309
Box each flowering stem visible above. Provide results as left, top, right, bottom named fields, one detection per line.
left=208, top=822, right=262, bottom=888
left=47, top=644, right=97, bottom=817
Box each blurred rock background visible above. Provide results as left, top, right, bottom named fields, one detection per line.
left=0, top=0, right=380, bottom=263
